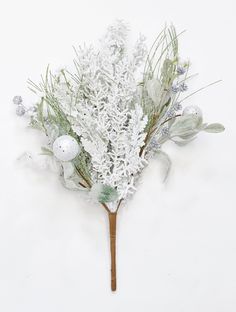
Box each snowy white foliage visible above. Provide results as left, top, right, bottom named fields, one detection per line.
left=70, top=21, right=148, bottom=203
left=21, top=21, right=224, bottom=212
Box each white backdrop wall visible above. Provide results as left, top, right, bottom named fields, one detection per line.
left=0, top=0, right=235, bottom=311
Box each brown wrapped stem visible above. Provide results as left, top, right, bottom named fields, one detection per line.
left=108, top=211, right=117, bottom=291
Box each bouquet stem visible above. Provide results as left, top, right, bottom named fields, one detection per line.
left=108, top=211, right=117, bottom=291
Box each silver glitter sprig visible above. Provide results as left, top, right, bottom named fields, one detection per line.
left=177, top=66, right=186, bottom=75
left=161, top=126, right=169, bottom=136
left=173, top=102, right=182, bottom=111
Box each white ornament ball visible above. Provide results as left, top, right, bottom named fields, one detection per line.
left=53, top=135, right=80, bottom=162
left=183, top=105, right=202, bottom=119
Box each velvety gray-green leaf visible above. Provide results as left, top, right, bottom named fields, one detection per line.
left=203, top=123, right=225, bottom=133
left=179, top=132, right=199, bottom=140
left=171, top=137, right=196, bottom=146
left=40, top=146, right=53, bottom=156
left=146, top=78, right=162, bottom=105
left=170, top=115, right=200, bottom=137
left=155, top=150, right=172, bottom=182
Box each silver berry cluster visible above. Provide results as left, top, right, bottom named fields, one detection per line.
left=13, top=96, right=26, bottom=116
left=13, top=96, right=37, bottom=117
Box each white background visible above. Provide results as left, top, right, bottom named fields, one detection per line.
left=0, top=0, right=236, bottom=311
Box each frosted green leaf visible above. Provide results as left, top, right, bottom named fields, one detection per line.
left=172, top=137, right=196, bottom=146
left=156, top=150, right=172, bottom=182
left=198, top=122, right=208, bottom=130
left=203, top=123, right=225, bottom=133
left=170, top=115, right=200, bottom=137
left=91, top=183, right=119, bottom=203
left=179, top=132, right=198, bottom=140
left=40, top=146, right=53, bottom=156
left=37, top=99, right=44, bottom=124
left=146, top=78, right=162, bottom=105
left=62, top=162, right=75, bottom=179
left=60, top=162, right=86, bottom=190
left=98, top=185, right=119, bottom=203
left=46, top=124, right=60, bottom=142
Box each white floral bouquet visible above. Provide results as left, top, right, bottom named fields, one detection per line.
left=14, top=20, right=224, bottom=291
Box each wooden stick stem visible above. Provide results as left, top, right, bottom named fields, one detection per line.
left=108, top=211, right=117, bottom=291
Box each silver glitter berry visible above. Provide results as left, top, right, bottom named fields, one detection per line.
left=27, top=106, right=37, bottom=116
left=149, top=138, right=161, bottom=150
left=173, top=102, right=182, bottom=111
left=161, top=126, right=169, bottom=136
left=177, top=66, right=186, bottom=75
left=166, top=109, right=175, bottom=118
left=30, top=106, right=37, bottom=113
left=13, top=95, right=23, bottom=105
left=16, top=105, right=26, bottom=116
left=179, top=83, right=188, bottom=92
left=171, top=84, right=179, bottom=93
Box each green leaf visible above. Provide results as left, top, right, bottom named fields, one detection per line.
left=98, top=184, right=119, bottom=203
left=170, top=114, right=200, bottom=137
left=146, top=78, right=162, bottom=105
left=40, top=146, right=53, bottom=156
left=179, top=132, right=198, bottom=140
left=60, top=162, right=86, bottom=191
left=198, top=122, right=208, bottom=130
left=203, top=123, right=225, bottom=133
left=37, top=99, right=44, bottom=124
left=156, top=150, right=172, bottom=182
left=171, top=137, right=196, bottom=146
left=29, top=117, right=43, bottom=130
